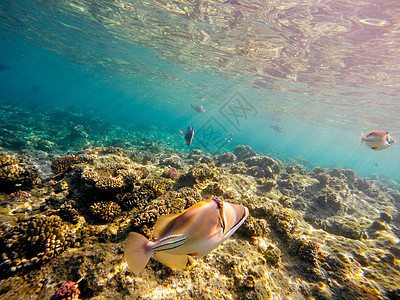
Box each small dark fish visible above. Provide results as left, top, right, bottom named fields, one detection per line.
left=191, top=105, right=205, bottom=113
left=271, top=125, right=282, bottom=132
left=0, top=63, right=10, bottom=72
left=180, top=126, right=194, bottom=148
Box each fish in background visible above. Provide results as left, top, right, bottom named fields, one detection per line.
left=197, top=94, right=209, bottom=103
left=270, top=125, right=282, bottom=132
left=180, top=126, right=194, bottom=148
left=360, top=130, right=396, bottom=151
left=191, top=104, right=205, bottom=113
left=124, top=198, right=249, bottom=275
left=0, top=63, right=10, bottom=71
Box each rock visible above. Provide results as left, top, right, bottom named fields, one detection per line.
left=159, top=154, right=184, bottom=169
left=178, top=163, right=217, bottom=186
left=380, top=212, right=393, bottom=224
left=216, top=152, right=237, bottom=164
left=323, top=218, right=366, bottom=240
left=286, top=165, right=306, bottom=175
left=263, top=245, right=281, bottom=266
left=233, top=145, right=256, bottom=161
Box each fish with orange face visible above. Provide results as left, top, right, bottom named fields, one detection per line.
left=360, top=130, right=396, bottom=151
left=124, top=199, right=248, bottom=274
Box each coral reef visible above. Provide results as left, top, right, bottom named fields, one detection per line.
left=178, top=163, right=219, bottom=186
left=215, top=152, right=236, bottom=165
left=159, top=154, right=184, bottom=169
left=0, top=143, right=399, bottom=300
left=51, top=155, right=89, bottom=174
left=0, top=215, right=76, bottom=278
left=90, top=201, right=121, bottom=223
left=0, top=153, right=41, bottom=192
left=54, top=281, right=81, bottom=300
left=233, top=145, right=256, bottom=161
left=116, top=179, right=167, bottom=210
left=162, top=167, right=179, bottom=180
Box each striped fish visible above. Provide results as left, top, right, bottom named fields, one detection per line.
left=124, top=198, right=248, bottom=274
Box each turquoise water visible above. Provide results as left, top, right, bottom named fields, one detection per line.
left=1, top=0, right=400, bottom=180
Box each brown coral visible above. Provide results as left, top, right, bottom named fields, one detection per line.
left=0, top=153, right=40, bottom=192
left=90, top=201, right=122, bottom=223
left=243, top=156, right=281, bottom=179
left=178, top=163, right=217, bottom=186
left=116, top=179, right=167, bottom=210
left=0, top=154, right=20, bottom=167
left=51, top=154, right=88, bottom=174
left=95, top=175, right=124, bottom=191
left=0, top=215, right=75, bottom=277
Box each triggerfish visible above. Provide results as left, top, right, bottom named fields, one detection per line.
left=124, top=198, right=248, bottom=275
left=360, top=130, right=396, bottom=151
left=180, top=126, right=194, bottom=148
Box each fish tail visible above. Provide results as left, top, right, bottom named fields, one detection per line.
left=360, top=131, right=365, bottom=145
left=124, top=232, right=152, bottom=275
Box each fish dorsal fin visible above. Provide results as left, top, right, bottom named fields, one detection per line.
left=153, top=252, right=188, bottom=270
left=153, top=213, right=181, bottom=238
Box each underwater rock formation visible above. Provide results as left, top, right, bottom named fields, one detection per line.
left=215, top=152, right=237, bottom=165
left=178, top=163, right=219, bottom=186
left=233, top=145, right=257, bottom=161
left=159, top=154, right=184, bottom=169
left=244, top=155, right=281, bottom=180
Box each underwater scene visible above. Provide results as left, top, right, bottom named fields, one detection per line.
left=1, top=0, right=400, bottom=299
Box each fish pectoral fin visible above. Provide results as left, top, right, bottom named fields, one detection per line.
left=371, top=146, right=378, bottom=150
left=153, top=214, right=182, bottom=238
left=180, top=130, right=184, bottom=134
left=153, top=252, right=188, bottom=270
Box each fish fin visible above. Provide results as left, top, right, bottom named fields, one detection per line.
left=153, top=252, right=188, bottom=270
left=371, top=146, right=378, bottom=150
left=152, top=234, right=186, bottom=252
left=153, top=214, right=181, bottom=238
left=124, top=232, right=152, bottom=275
left=180, top=130, right=184, bottom=134
left=360, top=132, right=365, bottom=145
